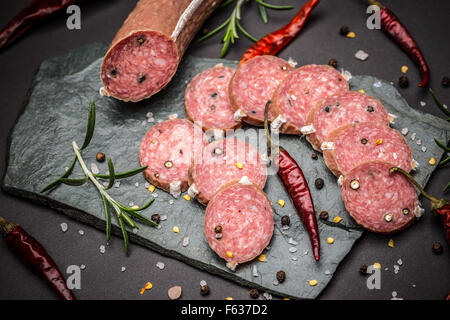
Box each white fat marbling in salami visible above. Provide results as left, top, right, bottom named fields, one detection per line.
left=101, top=0, right=221, bottom=102
left=269, top=64, right=349, bottom=134
left=139, top=119, right=207, bottom=193
left=341, top=161, right=419, bottom=234
left=204, top=181, right=274, bottom=267
left=323, top=122, right=413, bottom=177
left=305, top=91, right=390, bottom=151
left=185, top=66, right=240, bottom=131
left=229, top=56, right=293, bottom=126
left=188, top=138, right=267, bottom=205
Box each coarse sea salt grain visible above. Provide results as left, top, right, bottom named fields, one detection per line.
left=373, top=81, right=382, bottom=88
left=80, top=264, right=86, bottom=270
left=252, top=265, right=259, bottom=277
left=200, top=280, right=207, bottom=287
left=114, top=181, right=120, bottom=188
left=60, top=223, right=68, bottom=232
left=289, top=247, right=297, bottom=253
left=132, top=228, right=138, bottom=234
left=355, top=50, right=369, bottom=61
left=273, top=280, right=279, bottom=286
left=401, top=128, right=409, bottom=135
left=397, top=259, right=403, bottom=265
left=169, top=199, right=174, bottom=205
left=324, top=270, right=331, bottom=275
left=160, top=215, right=167, bottom=221
left=152, top=193, right=158, bottom=198
left=121, top=267, right=126, bottom=272
left=288, top=238, right=298, bottom=245
left=182, top=237, right=189, bottom=247
left=135, top=182, right=139, bottom=187
left=90, top=163, right=99, bottom=174
left=78, top=230, right=84, bottom=236
left=421, top=146, right=427, bottom=152
left=411, top=132, right=416, bottom=141
left=416, top=139, right=422, bottom=145
left=156, top=262, right=165, bottom=270
left=291, top=256, right=298, bottom=261
left=420, top=101, right=426, bottom=107
left=263, top=292, right=272, bottom=300
left=99, top=245, right=106, bottom=254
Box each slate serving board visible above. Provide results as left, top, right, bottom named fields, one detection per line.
left=3, top=43, right=449, bottom=299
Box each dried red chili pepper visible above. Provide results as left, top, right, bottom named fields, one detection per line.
left=239, top=0, right=320, bottom=67
left=0, top=216, right=75, bottom=300
left=390, top=167, right=450, bottom=245
left=0, top=0, right=76, bottom=50
left=368, top=0, right=430, bottom=87
left=264, top=101, right=320, bottom=261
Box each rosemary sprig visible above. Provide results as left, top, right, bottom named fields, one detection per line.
left=41, top=102, right=156, bottom=254
left=433, top=137, right=450, bottom=192
left=199, top=0, right=293, bottom=57
left=429, top=88, right=450, bottom=119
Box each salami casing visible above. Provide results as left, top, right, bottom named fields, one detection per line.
left=305, top=91, right=391, bottom=151
left=323, top=122, right=413, bottom=177
left=185, top=65, right=240, bottom=132
left=229, top=55, right=293, bottom=126
left=341, top=161, right=420, bottom=234
left=269, top=64, right=349, bottom=134
left=139, top=119, right=207, bottom=196
left=101, top=0, right=221, bottom=102
left=204, top=180, right=274, bottom=268
left=188, top=138, right=267, bottom=205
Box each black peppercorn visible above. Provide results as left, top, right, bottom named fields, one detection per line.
left=200, top=285, right=210, bottom=295
left=442, top=76, right=450, bottom=88
left=214, top=225, right=222, bottom=233
left=211, top=92, right=218, bottom=98
left=399, top=76, right=409, bottom=88
left=432, top=241, right=443, bottom=255
left=281, top=215, right=290, bottom=226
left=361, top=138, right=368, bottom=145
left=340, top=25, right=350, bottom=36
left=311, top=153, right=318, bottom=160
left=276, top=270, right=286, bottom=283
left=328, top=58, right=339, bottom=69
left=359, top=264, right=368, bottom=275
left=151, top=214, right=160, bottom=224
left=315, top=178, right=325, bottom=190
left=96, top=152, right=105, bottom=162
left=319, top=211, right=329, bottom=220
left=249, top=288, right=259, bottom=299
left=324, top=106, right=331, bottom=112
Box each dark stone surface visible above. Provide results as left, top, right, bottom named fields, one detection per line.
left=0, top=0, right=449, bottom=300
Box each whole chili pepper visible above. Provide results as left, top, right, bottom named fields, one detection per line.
left=0, top=0, right=76, bottom=51
left=390, top=167, right=450, bottom=245
left=239, top=0, right=320, bottom=67
left=368, top=0, right=430, bottom=87
left=0, top=216, right=75, bottom=300
left=264, top=101, right=320, bottom=261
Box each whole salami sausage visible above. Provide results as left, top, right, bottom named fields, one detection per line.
left=229, top=55, right=294, bottom=126
left=188, top=138, right=267, bottom=205
left=269, top=65, right=349, bottom=134
left=323, top=122, right=413, bottom=177
left=341, top=161, right=422, bottom=234
left=204, top=180, right=274, bottom=270
left=304, top=91, right=391, bottom=152
left=139, top=119, right=207, bottom=197
left=185, top=65, right=240, bottom=132
left=101, top=0, right=221, bottom=102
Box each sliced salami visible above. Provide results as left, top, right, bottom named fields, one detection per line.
left=305, top=91, right=391, bottom=151
left=323, top=122, right=413, bottom=177
left=204, top=180, right=274, bottom=268
left=101, top=0, right=221, bottom=102
left=188, top=138, right=267, bottom=205
left=342, top=161, right=420, bottom=234
left=269, top=64, right=349, bottom=134
left=139, top=119, right=207, bottom=195
left=229, top=55, right=293, bottom=126
left=185, top=65, right=240, bottom=132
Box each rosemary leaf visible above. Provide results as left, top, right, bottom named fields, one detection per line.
left=123, top=209, right=158, bottom=227
left=40, top=154, right=77, bottom=193
left=221, top=28, right=232, bottom=57
left=105, top=157, right=116, bottom=190
left=439, top=156, right=450, bottom=167
left=220, top=0, right=235, bottom=8
left=444, top=182, right=450, bottom=193
left=197, top=17, right=231, bottom=42
left=59, top=176, right=88, bottom=186
left=126, top=198, right=155, bottom=212
left=255, top=0, right=294, bottom=10
left=120, top=210, right=138, bottom=229
left=93, top=165, right=147, bottom=180
left=117, top=214, right=129, bottom=255
left=81, top=101, right=96, bottom=150
left=434, top=138, right=450, bottom=152
left=258, top=3, right=268, bottom=24
left=101, top=194, right=111, bottom=241
left=430, top=88, right=450, bottom=117
left=236, top=19, right=257, bottom=42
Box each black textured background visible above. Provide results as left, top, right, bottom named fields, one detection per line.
left=0, top=0, right=449, bottom=300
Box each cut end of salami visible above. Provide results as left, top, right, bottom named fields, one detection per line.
left=139, top=118, right=207, bottom=193
left=185, top=66, right=240, bottom=132
left=204, top=181, right=274, bottom=265
left=101, top=31, right=179, bottom=102
left=305, top=91, right=391, bottom=151
left=270, top=64, right=349, bottom=134
left=189, top=137, right=267, bottom=205
left=323, top=122, right=413, bottom=177
left=342, top=161, right=419, bottom=234
left=229, top=56, right=293, bottom=126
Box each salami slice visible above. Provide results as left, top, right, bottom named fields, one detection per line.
left=101, top=0, right=221, bottom=102
left=342, top=161, right=420, bottom=234
left=185, top=65, right=240, bottom=132
left=269, top=64, right=349, bottom=134
left=139, top=119, right=207, bottom=196
left=188, top=138, right=267, bottom=205
left=305, top=91, right=391, bottom=151
left=229, top=55, right=293, bottom=126
left=323, top=122, right=413, bottom=177
left=204, top=180, right=274, bottom=268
